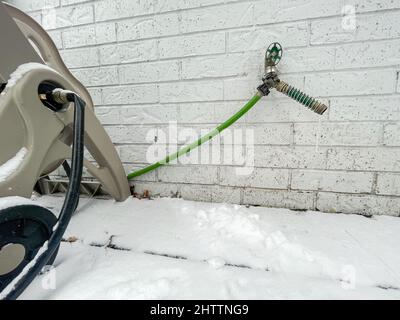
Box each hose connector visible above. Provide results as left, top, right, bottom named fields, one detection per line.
left=51, top=88, right=77, bottom=104
left=274, top=80, right=328, bottom=115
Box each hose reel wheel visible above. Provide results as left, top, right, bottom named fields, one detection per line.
left=0, top=205, right=58, bottom=292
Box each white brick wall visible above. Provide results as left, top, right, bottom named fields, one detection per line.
left=11, top=0, right=400, bottom=216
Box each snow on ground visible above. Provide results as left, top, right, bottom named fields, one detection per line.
left=17, top=195, right=400, bottom=299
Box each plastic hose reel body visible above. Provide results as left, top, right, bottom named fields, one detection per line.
left=0, top=1, right=130, bottom=202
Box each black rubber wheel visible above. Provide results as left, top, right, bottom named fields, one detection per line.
left=0, top=205, right=59, bottom=292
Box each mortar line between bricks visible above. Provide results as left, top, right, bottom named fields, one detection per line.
left=76, top=70, right=399, bottom=89
left=115, top=142, right=398, bottom=148
left=90, top=90, right=400, bottom=101
left=57, top=25, right=400, bottom=52
left=56, top=0, right=260, bottom=19
left=95, top=93, right=400, bottom=103
left=120, top=161, right=400, bottom=174
left=37, top=4, right=400, bottom=37
left=58, top=28, right=307, bottom=51
left=78, top=74, right=250, bottom=87
left=100, top=120, right=397, bottom=127
left=64, top=51, right=400, bottom=71
left=30, top=0, right=400, bottom=19
left=129, top=181, right=400, bottom=199
left=101, top=120, right=400, bottom=125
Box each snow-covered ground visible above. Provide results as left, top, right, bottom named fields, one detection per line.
left=15, top=195, right=400, bottom=299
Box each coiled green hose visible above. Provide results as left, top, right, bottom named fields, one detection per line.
left=275, top=80, right=327, bottom=115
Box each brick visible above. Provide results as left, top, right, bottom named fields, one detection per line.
left=335, top=40, right=400, bottom=69
left=228, top=22, right=308, bottom=53
left=72, top=66, right=118, bottom=86
left=62, top=22, right=116, bottom=48
left=87, top=87, right=102, bottom=105
left=214, top=101, right=247, bottom=123
left=243, top=188, right=315, bottom=210
left=99, top=40, right=157, bottom=65
left=376, top=173, right=400, bottom=196
left=119, top=144, right=155, bottom=164
left=218, top=143, right=252, bottom=167
left=154, top=0, right=231, bottom=13
left=220, top=167, right=289, bottom=189
left=95, top=0, right=153, bottom=22
left=316, top=192, right=400, bottom=216
left=120, top=105, right=178, bottom=124
left=159, top=32, right=225, bottom=59
left=178, top=102, right=216, bottom=124
left=329, top=96, right=400, bottom=121
left=222, top=78, right=261, bottom=101
left=105, top=125, right=163, bottom=144
left=180, top=2, right=253, bottom=34
left=95, top=106, right=121, bottom=124
left=211, top=185, right=242, bottom=203
left=251, top=123, right=295, bottom=147
left=281, top=47, right=335, bottom=73
left=132, top=181, right=179, bottom=198
left=254, top=0, right=341, bottom=25
left=15, top=0, right=59, bottom=11
left=384, top=123, right=400, bottom=146
left=48, top=30, right=63, bottom=49
left=119, top=61, right=180, bottom=84
left=62, top=0, right=91, bottom=5
left=179, top=184, right=241, bottom=204
left=117, top=13, right=180, bottom=41
left=178, top=183, right=214, bottom=202
left=292, top=170, right=373, bottom=193
left=102, top=84, right=158, bottom=105
left=42, top=4, right=93, bottom=29
left=123, top=164, right=156, bottom=182
left=254, top=146, right=327, bottom=169
left=182, top=53, right=253, bottom=79
left=311, top=11, right=400, bottom=44
left=60, top=47, right=99, bottom=68
left=305, top=70, right=396, bottom=97
left=355, top=0, right=400, bottom=12
left=158, top=165, right=219, bottom=184
left=294, top=122, right=382, bottom=146
left=95, top=23, right=117, bottom=44
left=220, top=123, right=291, bottom=145
left=326, top=147, right=400, bottom=172
left=159, top=81, right=223, bottom=103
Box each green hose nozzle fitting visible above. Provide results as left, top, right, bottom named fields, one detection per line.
left=275, top=80, right=327, bottom=115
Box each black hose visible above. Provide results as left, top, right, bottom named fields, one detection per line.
left=62, top=161, right=79, bottom=212
left=2, top=94, right=85, bottom=300
left=62, top=161, right=71, bottom=178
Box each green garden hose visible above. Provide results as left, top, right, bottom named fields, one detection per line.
left=275, top=80, right=327, bottom=115
left=127, top=92, right=262, bottom=179
left=127, top=42, right=328, bottom=180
